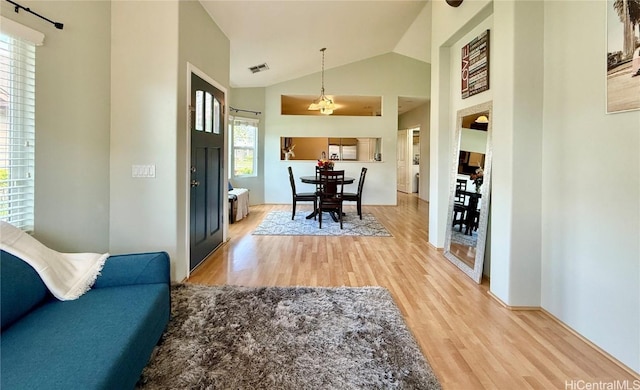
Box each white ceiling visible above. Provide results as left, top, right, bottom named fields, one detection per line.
left=199, top=0, right=432, bottom=89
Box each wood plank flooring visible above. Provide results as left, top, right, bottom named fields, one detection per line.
left=188, top=192, right=639, bottom=389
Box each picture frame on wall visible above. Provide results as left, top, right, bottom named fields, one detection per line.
left=606, top=0, right=640, bottom=113
left=461, top=29, right=490, bottom=99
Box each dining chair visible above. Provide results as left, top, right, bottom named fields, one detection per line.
left=288, top=166, right=317, bottom=220
left=452, top=179, right=467, bottom=232
left=314, top=165, right=333, bottom=195
left=318, top=170, right=345, bottom=229
left=342, top=167, right=367, bottom=219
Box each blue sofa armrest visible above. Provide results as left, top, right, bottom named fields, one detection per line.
left=93, top=252, right=170, bottom=289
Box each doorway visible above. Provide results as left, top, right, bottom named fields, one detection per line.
left=189, top=73, right=225, bottom=271
left=397, top=127, right=420, bottom=194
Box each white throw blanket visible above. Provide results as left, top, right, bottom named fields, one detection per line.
left=0, top=221, right=109, bottom=301
left=230, top=188, right=250, bottom=221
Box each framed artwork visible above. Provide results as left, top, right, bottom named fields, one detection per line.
left=606, top=0, right=640, bottom=113
left=461, top=29, right=490, bottom=99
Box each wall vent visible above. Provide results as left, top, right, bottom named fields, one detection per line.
left=248, top=63, right=269, bottom=74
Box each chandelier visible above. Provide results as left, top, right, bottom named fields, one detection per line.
left=308, top=48, right=335, bottom=115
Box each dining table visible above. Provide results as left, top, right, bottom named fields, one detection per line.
left=299, top=175, right=356, bottom=220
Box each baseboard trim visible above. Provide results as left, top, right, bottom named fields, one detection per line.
left=540, top=308, right=640, bottom=380
left=487, top=291, right=540, bottom=310
left=487, top=291, right=639, bottom=378
left=428, top=242, right=444, bottom=252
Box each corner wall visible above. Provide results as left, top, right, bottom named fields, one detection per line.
left=1, top=0, right=111, bottom=252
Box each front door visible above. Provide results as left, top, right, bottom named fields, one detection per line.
left=190, top=73, right=224, bottom=271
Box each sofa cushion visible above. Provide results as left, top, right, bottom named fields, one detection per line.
left=94, top=252, right=170, bottom=289
left=1, top=250, right=49, bottom=330
left=0, top=283, right=170, bottom=390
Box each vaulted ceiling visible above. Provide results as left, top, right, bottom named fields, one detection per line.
left=199, top=1, right=432, bottom=89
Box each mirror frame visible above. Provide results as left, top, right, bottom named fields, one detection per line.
left=444, top=101, right=493, bottom=283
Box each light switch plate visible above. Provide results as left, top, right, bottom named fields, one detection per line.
left=132, top=164, right=156, bottom=178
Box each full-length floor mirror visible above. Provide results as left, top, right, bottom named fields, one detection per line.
left=444, top=101, right=492, bottom=283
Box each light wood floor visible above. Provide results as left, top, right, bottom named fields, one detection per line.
left=188, top=192, right=639, bottom=389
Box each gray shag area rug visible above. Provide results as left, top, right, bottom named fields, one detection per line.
left=451, top=229, right=478, bottom=247
left=252, top=210, right=392, bottom=237
left=137, top=284, right=441, bottom=390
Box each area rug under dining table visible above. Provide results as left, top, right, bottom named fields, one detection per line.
left=136, top=284, right=442, bottom=389
left=252, top=210, right=392, bottom=237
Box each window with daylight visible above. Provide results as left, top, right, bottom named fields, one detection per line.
left=230, top=116, right=258, bottom=177
left=0, top=23, right=41, bottom=232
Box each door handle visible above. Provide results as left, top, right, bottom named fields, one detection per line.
left=191, top=180, right=200, bottom=187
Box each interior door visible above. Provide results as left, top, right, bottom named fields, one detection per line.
left=397, top=129, right=408, bottom=193
left=190, top=73, right=224, bottom=271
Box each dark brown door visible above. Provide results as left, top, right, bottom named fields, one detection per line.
left=190, top=73, right=224, bottom=271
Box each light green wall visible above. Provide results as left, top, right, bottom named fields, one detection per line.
left=264, top=53, right=430, bottom=205
left=176, top=0, right=230, bottom=280
left=229, top=87, right=266, bottom=205
left=460, top=128, right=487, bottom=154
left=0, top=0, right=111, bottom=252
left=110, top=1, right=179, bottom=274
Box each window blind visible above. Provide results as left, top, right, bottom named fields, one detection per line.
left=0, top=33, right=36, bottom=231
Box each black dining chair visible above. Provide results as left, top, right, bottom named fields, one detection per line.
left=288, top=166, right=317, bottom=220
left=452, top=179, right=467, bottom=232
left=318, top=169, right=345, bottom=229
left=314, top=165, right=333, bottom=195
left=343, top=167, right=367, bottom=219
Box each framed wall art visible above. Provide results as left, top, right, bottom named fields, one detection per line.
left=461, top=29, right=490, bottom=99
left=606, top=0, right=640, bottom=113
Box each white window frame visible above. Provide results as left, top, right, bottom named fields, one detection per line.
left=0, top=18, right=43, bottom=232
left=229, top=115, right=258, bottom=178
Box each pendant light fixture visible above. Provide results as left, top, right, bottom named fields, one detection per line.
left=308, top=48, right=335, bottom=115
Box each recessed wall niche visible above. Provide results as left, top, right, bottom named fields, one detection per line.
left=281, top=95, right=382, bottom=116
left=281, top=137, right=382, bottom=162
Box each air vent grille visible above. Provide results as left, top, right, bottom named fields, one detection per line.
left=248, top=63, right=269, bottom=74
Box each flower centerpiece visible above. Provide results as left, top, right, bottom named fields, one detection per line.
left=470, top=167, right=484, bottom=193
left=317, top=158, right=334, bottom=170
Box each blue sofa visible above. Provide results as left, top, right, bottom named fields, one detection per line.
left=1, top=250, right=171, bottom=390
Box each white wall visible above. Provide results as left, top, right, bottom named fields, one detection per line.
left=491, top=0, right=544, bottom=308
left=264, top=53, right=430, bottom=206
left=1, top=0, right=111, bottom=253
left=431, top=0, right=639, bottom=374
left=110, top=1, right=179, bottom=272
left=542, top=0, right=640, bottom=373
